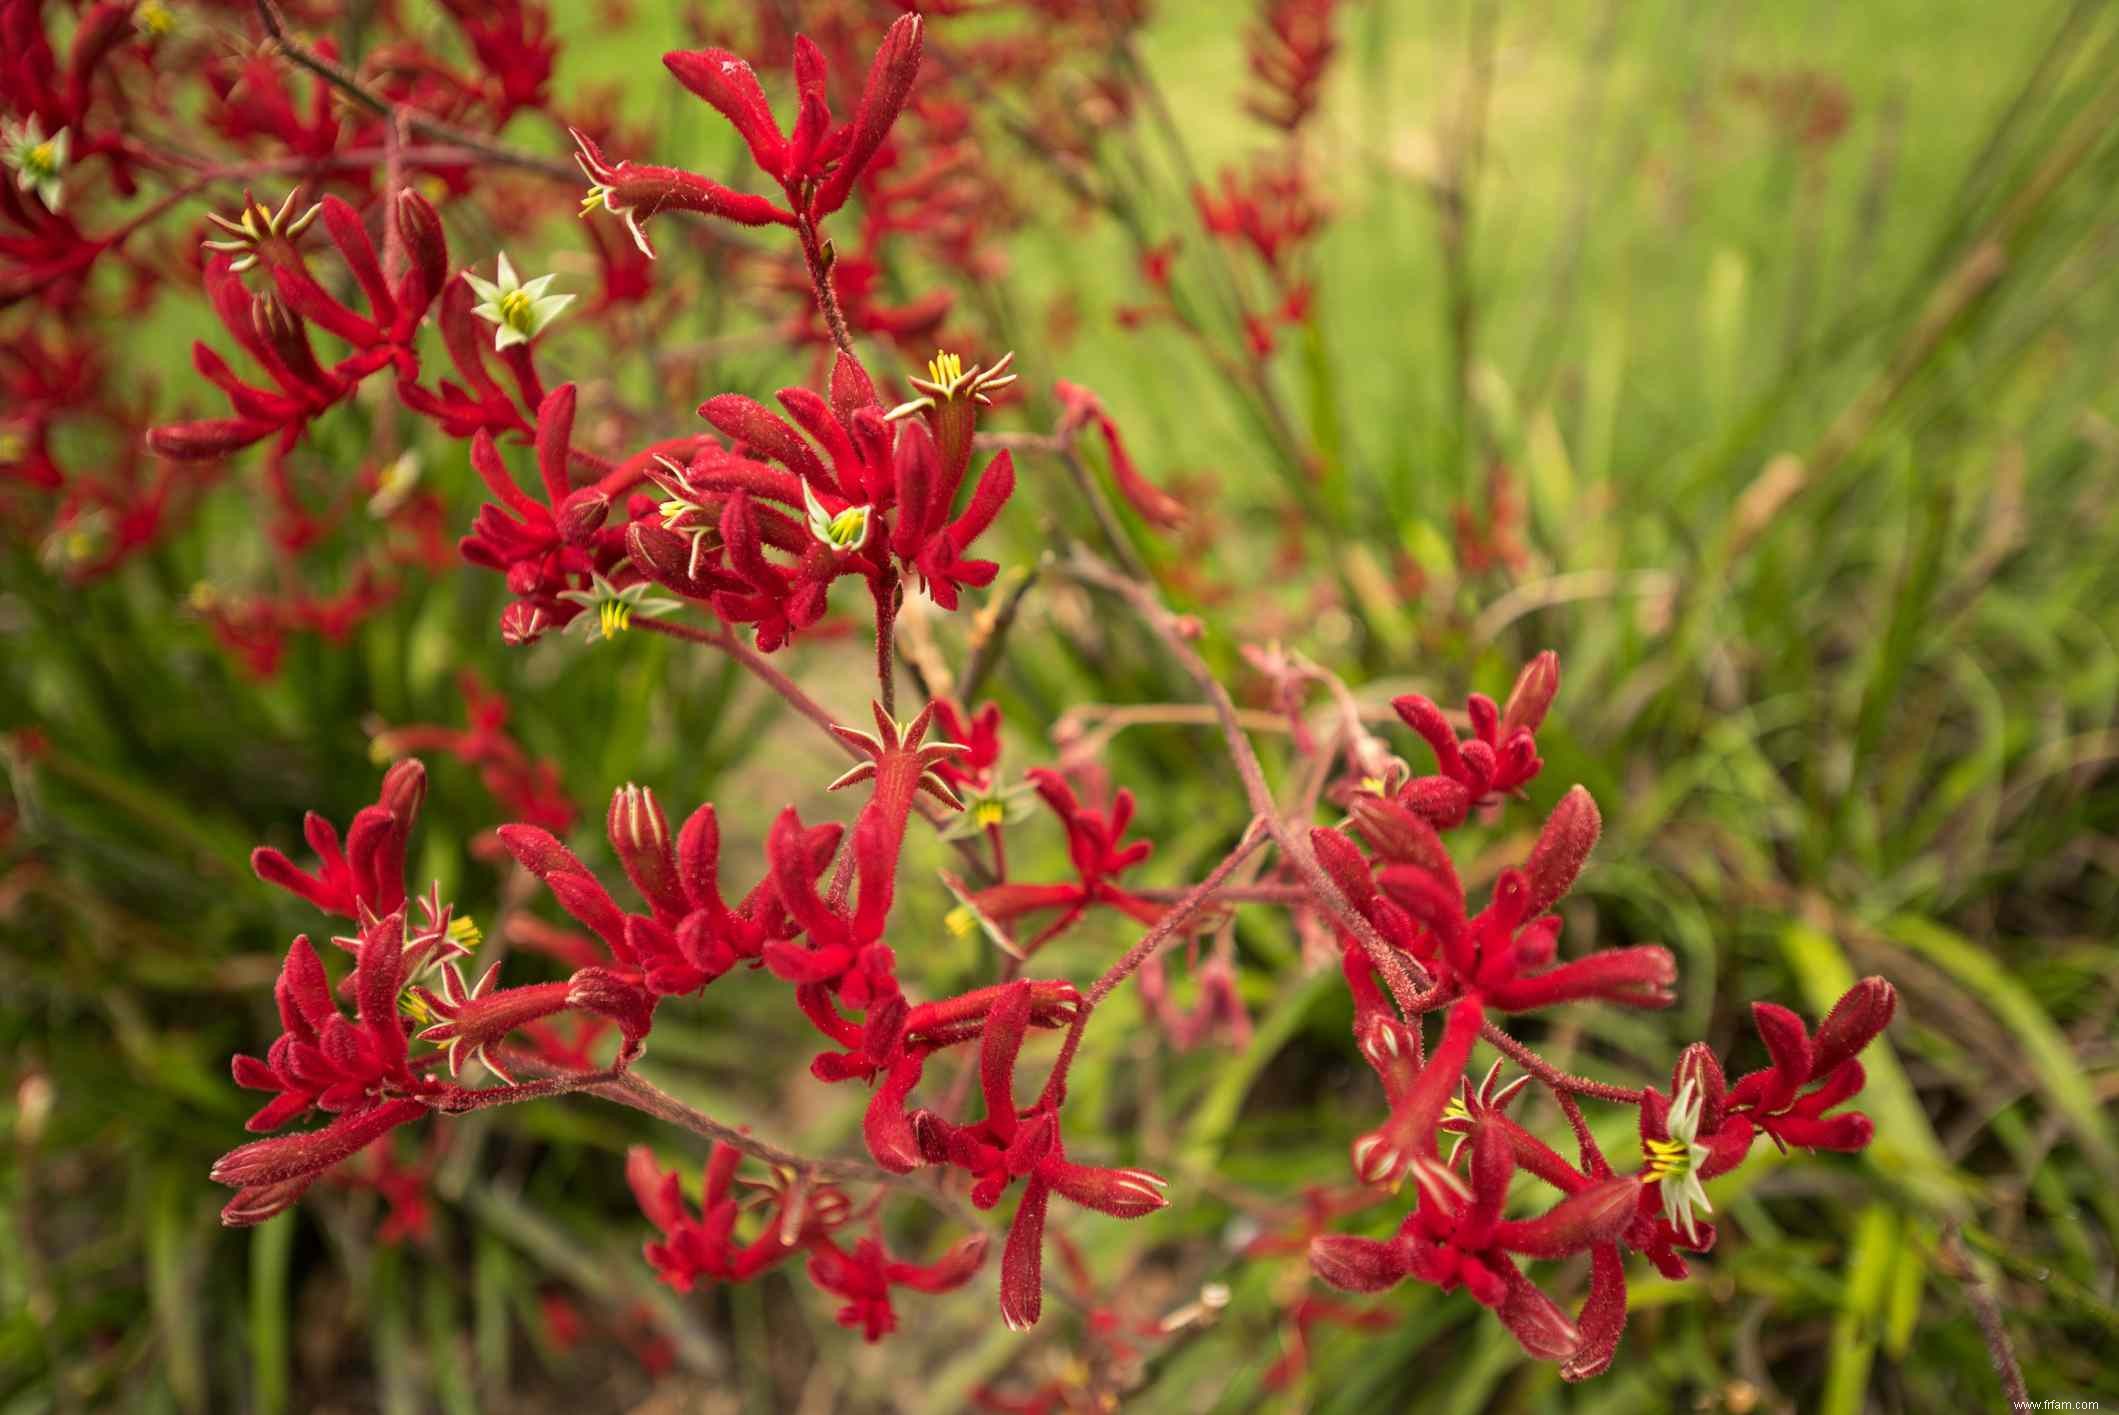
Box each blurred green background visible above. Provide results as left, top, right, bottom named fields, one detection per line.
left=4, top=0, right=2118, bottom=1410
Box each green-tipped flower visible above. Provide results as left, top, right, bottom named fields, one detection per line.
left=4, top=118, right=69, bottom=213
left=462, top=253, right=575, bottom=353
left=557, top=573, right=683, bottom=643
left=801, top=479, right=872, bottom=552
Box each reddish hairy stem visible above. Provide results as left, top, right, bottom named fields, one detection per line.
left=797, top=217, right=859, bottom=363
left=1478, top=1021, right=1645, bottom=1106
left=1038, top=820, right=1270, bottom=1112
left=1064, top=552, right=1431, bottom=1020
left=501, top=1054, right=981, bottom=1225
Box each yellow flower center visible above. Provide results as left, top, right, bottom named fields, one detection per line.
left=1643, top=1135, right=1694, bottom=1181
left=599, top=600, right=632, bottom=639
left=972, top=799, right=1006, bottom=829
left=498, top=288, right=536, bottom=331
left=447, top=915, right=482, bottom=950
left=26, top=142, right=56, bottom=174
left=138, top=1, right=175, bottom=35
left=926, top=350, right=964, bottom=388
left=944, top=905, right=977, bottom=939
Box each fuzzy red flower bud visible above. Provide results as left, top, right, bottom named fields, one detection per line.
left=1500, top=651, right=1560, bottom=738
left=815, top=16, right=925, bottom=217
left=1810, top=976, right=1897, bottom=1078
left=1522, top=786, right=1599, bottom=915
left=662, top=50, right=788, bottom=178
left=1309, top=1234, right=1412, bottom=1293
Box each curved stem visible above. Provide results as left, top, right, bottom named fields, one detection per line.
left=1038, top=820, right=1270, bottom=1112
left=1063, top=551, right=1431, bottom=1020
left=500, top=1054, right=985, bottom=1228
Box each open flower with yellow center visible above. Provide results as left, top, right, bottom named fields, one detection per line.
left=4, top=118, right=69, bottom=212
left=462, top=253, right=575, bottom=353
left=1643, top=1077, right=1715, bottom=1242
left=800, top=478, right=872, bottom=552
left=938, top=778, right=1035, bottom=842
left=202, top=189, right=323, bottom=273
left=884, top=348, right=1019, bottom=423
left=557, top=572, right=683, bottom=643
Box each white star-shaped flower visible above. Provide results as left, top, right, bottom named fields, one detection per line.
left=1645, top=1076, right=1715, bottom=1242
left=462, top=252, right=575, bottom=353
left=4, top=118, right=69, bottom=213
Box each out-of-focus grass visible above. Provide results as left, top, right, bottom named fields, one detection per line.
left=4, top=0, right=2117, bottom=1410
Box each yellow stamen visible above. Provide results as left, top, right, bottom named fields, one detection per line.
left=599, top=600, right=632, bottom=639
left=447, top=915, right=482, bottom=950
left=1643, top=1135, right=1693, bottom=1180
left=944, top=905, right=977, bottom=939
left=973, top=800, right=1006, bottom=829
left=926, top=350, right=963, bottom=388
left=498, top=288, right=535, bottom=332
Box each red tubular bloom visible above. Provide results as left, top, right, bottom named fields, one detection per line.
left=806, top=1231, right=987, bottom=1343
left=1312, top=1124, right=1635, bottom=1364
left=498, top=784, right=776, bottom=1001
left=250, top=759, right=425, bottom=920
left=1724, top=979, right=1896, bottom=1152
left=627, top=1142, right=850, bottom=1292
left=652, top=347, right=1015, bottom=648
left=212, top=1098, right=428, bottom=1226
left=573, top=128, right=794, bottom=259
left=1054, top=380, right=1187, bottom=530
left=1348, top=996, right=1484, bottom=1186
left=881, top=980, right=1166, bottom=1330
left=615, top=14, right=922, bottom=250
left=1246, top=0, right=1341, bottom=131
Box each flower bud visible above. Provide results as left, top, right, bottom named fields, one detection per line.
left=815, top=15, right=925, bottom=216
left=1308, top=1234, right=1411, bottom=1293
left=1500, top=651, right=1560, bottom=737
left=1494, top=1176, right=1638, bottom=1258
left=557, top=488, right=611, bottom=547
left=608, top=783, right=685, bottom=921
left=1809, top=976, right=1896, bottom=1078
left=498, top=601, right=549, bottom=645
left=1671, top=1042, right=1728, bottom=1130
left=1523, top=785, right=1600, bottom=915
left=394, top=190, right=449, bottom=313
left=147, top=417, right=271, bottom=461
left=1046, top=1160, right=1170, bottom=1219
left=662, top=49, right=789, bottom=178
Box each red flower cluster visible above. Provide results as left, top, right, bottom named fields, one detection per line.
left=1297, top=653, right=1897, bottom=1375
left=82, top=0, right=1909, bottom=1390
